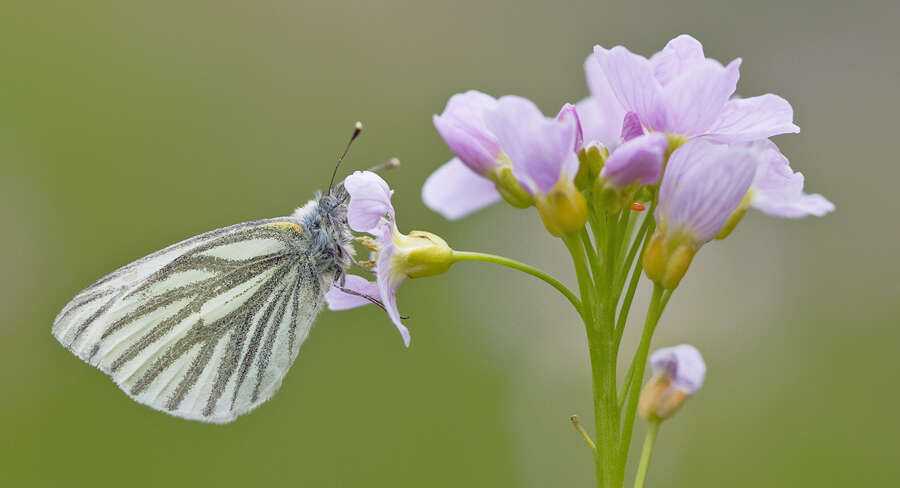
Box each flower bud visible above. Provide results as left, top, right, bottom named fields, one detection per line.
left=391, top=229, right=455, bottom=278
left=535, top=178, right=588, bottom=237
left=639, top=345, right=706, bottom=422
left=638, top=373, right=688, bottom=421
left=574, top=143, right=607, bottom=191
left=642, top=228, right=696, bottom=290
left=592, top=178, right=623, bottom=212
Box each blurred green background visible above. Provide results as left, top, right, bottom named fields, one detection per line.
left=2, top=1, right=898, bottom=486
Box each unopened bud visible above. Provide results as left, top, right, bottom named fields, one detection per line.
left=639, top=345, right=706, bottom=422
left=638, top=373, right=688, bottom=421
left=643, top=228, right=696, bottom=290
left=535, top=179, right=588, bottom=237
left=591, top=178, right=640, bottom=214
left=574, top=143, right=608, bottom=191
left=392, top=230, right=454, bottom=278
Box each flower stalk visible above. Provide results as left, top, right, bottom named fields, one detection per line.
left=450, top=251, right=581, bottom=314
left=632, top=421, right=660, bottom=488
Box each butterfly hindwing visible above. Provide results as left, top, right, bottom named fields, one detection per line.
left=52, top=216, right=332, bottom=423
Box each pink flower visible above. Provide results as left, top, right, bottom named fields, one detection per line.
left=325, top=171, right=410, bottom=346
left=656, top=139, right=758, bottom=245
left=328, top=171, right=454, bottom=347
left=639, top=344, right=707, bottom=421
left=424, top=92, right=580, bottom=221
left=644, top=139, right=758, bottom=288
left=587, top=35, right=799, bottom=143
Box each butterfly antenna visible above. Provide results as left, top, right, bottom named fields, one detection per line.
left=328, top=121, right=363, bottom=192
left=368, top=157, right=400, bottom=173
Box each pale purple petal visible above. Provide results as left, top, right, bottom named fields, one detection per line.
left=422, top=158, right=502, bottom=220
left=556, top=103, right=583, bottom=151
left=658, top=58, right=741, bottom=136
left=657, top=139, right=757, bottom=244
left=325, top=275, right=380, bottom=311
left=747, top=140, right=834, bottom=218
left=433, top=90, right=502, bottom=175
left=650, top=344, right=706, bottom=395
left=374, top=235, right=410, bottom=347
left=705, top=94, right=801, bottom=143
left=574, top=97, right=620, bottom=148
left=583, top=52, right=627, bottom=146
left=484, top=96, right=579, bottom=194
left=594, top=45, right=664, bottom=131
left=602, top=133, right=668, bottom=187
left=649, top=35, right=706, bottom=86
left=620, top=111, right=644, bottom=142
left=344, top=170, right=394, bottom=233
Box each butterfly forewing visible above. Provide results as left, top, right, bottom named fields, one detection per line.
left=52, top=216, right=332, bottom=423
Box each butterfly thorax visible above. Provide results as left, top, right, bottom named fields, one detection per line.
left=293, top=189, right=354, bottom=281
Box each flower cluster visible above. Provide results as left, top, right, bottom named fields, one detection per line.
left=424, top=34, right=832, bottom=288
left=325, top=35, right=833, bottom=488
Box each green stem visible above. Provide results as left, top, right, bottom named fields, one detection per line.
left=563, top=235, right=620, bottom=488
left=617, top=360, right=635, bottom=411
left=581, top=228, right=603, bottom=286
left=633, top=421, right=660, bottom=488
left=616, top=209, right=636, bottom=267
left=614, top=216, right=655, bottom=350
left=605, top=212, right=619, bottom=289
left=587, top=204, right=607, bottom=267
left=451, top=251, right=581, bottom=314
left=615, top=213, right=652, bottom=300
left=618, top=284, right=666, bottom=480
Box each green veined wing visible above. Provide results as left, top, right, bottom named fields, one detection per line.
left=52, top=216, right=332, bottom=423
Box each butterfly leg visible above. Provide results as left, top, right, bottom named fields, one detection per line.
left=334, top=284, right=409, bottom=320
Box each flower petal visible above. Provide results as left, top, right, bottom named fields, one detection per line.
left=657, top=139, right=757, bottom=244
left=659, top=58, right=741, bottom=136
left=748, top=140, right=834, bottom=218
left=705, top=94, right=801, bottom=143
left=484, top=96, right=579, bottom=194
left=594, top=45, right=664, bottom=131
left=556, top=103, right=584, bottom=151
left=344, top=170, right=394, bottom=233
left=650, top=344, right=706, bottom=395
left=574, top=97, right=619, bottom=149
left=582, top=51, right=627, bottom=146
left=422, top=158, right=502, bottom=220
left=649, top=35, right=706, bottom=86
left=433, top=90, right=502, bottom=175
left=325, top=275, right=380, bottom=311
left=374, top=235, right=410, bottom=347
left=602, top=132, right=668, bottom=187
left=620, top=111, right=645, bottom=142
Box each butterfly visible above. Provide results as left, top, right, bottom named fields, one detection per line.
left=52, top=123, right=376, bottom=424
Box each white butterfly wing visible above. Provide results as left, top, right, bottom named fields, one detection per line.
left=53, top=217, right=333, bottom=423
